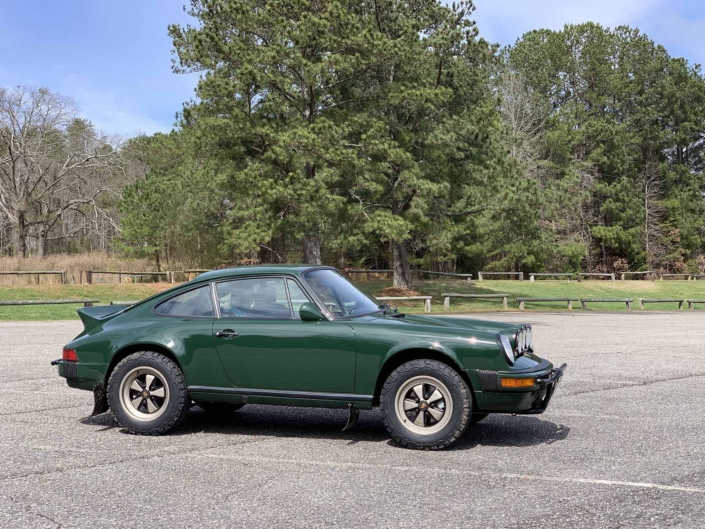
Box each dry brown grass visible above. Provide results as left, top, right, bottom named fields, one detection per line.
left=378, top=286, right=422, bottom=297
left=0, top=253, right=156, bottom=286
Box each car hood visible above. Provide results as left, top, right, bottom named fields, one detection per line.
left=348, top=313, right=522, bottom=336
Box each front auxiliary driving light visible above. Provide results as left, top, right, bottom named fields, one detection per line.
left=499, top=334, right=515, bottom=365
left=501, top=378, right=536, bottom=388
left=516, top=328, right=525, bottom=353
left=526, top=326, right=533, bottom=351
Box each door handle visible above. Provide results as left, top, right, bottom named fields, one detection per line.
left=215, top=330, right=239, bottom=338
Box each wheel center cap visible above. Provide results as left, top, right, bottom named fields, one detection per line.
left=419, top=401, right=429, bottom=410
left=141, top=390, right=150, bottom=399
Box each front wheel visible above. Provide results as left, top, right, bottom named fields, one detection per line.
left=380, top=359, right=471, bottom=450
left=107, top=351, right=190, bottom=435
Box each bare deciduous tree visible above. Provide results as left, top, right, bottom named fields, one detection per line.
left=498, top=70, right=545, bottom=179
left=641, top=160, right=667, bottom=268
left=0, top=86, right=123, bottom=257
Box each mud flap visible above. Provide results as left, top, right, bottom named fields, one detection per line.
left=91, top=383, right=109, bottom=416
left=342, top=403, right=359, bottom=431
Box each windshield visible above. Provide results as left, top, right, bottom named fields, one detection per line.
left=303, top=269, right=381, bottom=318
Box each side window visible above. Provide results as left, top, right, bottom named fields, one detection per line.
left=155, top=285, right=214, bottom=318
left=216, top=278, right=292, bottom=319
left=286, top=279, right=310, bottom=319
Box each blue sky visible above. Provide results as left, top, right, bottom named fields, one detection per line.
left=1, top=0, right=703, bottom=137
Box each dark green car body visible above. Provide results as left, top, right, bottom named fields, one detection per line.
left=56, top=265, right=564, bottom=417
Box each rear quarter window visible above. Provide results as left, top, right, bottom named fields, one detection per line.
left=155, top=285, right=214, bottom=318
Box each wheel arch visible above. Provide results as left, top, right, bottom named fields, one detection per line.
left=105, top=343, right=181, bottom=387
left=372, top=348, right=476, bottom=407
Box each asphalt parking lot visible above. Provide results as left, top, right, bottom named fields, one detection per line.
left=1, top=313, right=705, bottom=528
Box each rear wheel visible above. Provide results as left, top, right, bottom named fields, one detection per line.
left=380, top=359, right=471, bottom=450
left=196, top=402, right=246, bottom=414
left=107, top=351, right=190, bottom=435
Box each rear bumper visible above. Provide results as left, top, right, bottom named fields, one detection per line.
left=474, top=363, right=567, bottom=414
left=51, top=359, right=102, bottom=391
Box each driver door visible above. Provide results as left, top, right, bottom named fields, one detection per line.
left=212, top=277, right=356, bottom=394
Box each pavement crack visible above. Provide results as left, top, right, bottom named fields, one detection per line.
left=0, top=435, right=273, bottom=483
left=7, top=494, right=63, bottom=528
left=563, top=372, right=705, bottom=397
left=0, top=404, right=90, bottom=417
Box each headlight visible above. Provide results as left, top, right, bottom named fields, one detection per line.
left=515, top=328, right=524, bottom=353
left=499, top=334, right=515, bottom=366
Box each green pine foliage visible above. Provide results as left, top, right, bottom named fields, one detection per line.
left=117, top=5, right=705, bottom=282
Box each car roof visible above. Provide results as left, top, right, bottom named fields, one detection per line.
left=194, top=264, right=336, bottom=282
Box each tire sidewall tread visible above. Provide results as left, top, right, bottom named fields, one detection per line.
left=107, top=351, right=190, bottom=436
left=380, top=359, right=471, bottom=450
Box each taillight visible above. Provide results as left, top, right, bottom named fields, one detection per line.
left=62, top=348, right=78, bottom=362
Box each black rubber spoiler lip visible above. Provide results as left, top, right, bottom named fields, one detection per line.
left=77, top=304, right=130, bottom=332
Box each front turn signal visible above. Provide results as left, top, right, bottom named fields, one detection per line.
left=501, top=377, right=535, bottom=388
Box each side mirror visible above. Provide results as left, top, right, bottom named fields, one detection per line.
left=299, top=302, right=325, bottom=321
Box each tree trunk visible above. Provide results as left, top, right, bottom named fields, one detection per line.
left=155, top=250, right=162, bottom=272
left=38, top=228, right=47, bottom=258
left=302, top=232, right=321, bottom=265
left=392, top=240, right=413, bottom=289
left=13, top=210, right=27, bottom=258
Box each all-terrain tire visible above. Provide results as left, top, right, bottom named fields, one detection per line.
left=107, top=351, right=190, bottom=435
left=380, top=359, right=471, bottom=450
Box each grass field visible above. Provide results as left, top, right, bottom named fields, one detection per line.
left=355, top=278, right=705, bottom=313
left=0, top=283, right=173, bottom=320
left=1, top=278, right=705, bottom=320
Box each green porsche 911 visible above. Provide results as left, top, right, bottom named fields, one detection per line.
left=53, top=265, right=566, bottom=450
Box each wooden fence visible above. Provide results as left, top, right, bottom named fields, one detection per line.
left=0, top=270, right=67, bottom=284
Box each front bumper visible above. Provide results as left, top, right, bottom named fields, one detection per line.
left=475, top=363, right=567, bottom=414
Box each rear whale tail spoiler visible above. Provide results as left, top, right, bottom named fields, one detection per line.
left=77, top=304, right=131, bottom=332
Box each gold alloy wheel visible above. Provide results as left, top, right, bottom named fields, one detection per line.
left=394, top=375, right=453, bottom=435
left=119, top=366, right=170, bottom=422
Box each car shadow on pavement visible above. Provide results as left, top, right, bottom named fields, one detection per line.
left=81, top=405, right=570, bottom=449
left=453, top=415, right=570, bottom=450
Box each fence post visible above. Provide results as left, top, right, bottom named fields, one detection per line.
left=87, top=270, right=93, bottom=284
left=610, top=273, right=615, bottom=281
left=443, top=297, right=450, bottom=311
left=478, top=272, right=483, bottom=281
left=518, top=300, right=525, bottom=310
left=567, top=300, right=573, bottom=310
left=502, top=296, right=508, bottom=310
left=519, top=272, right=524, bottom=281
left=577, top=273, right=582, bottom=282
left=424, top=298, right=431, bottom=313
left=621, top=273, right=625, bottom=281
left=61, top=270, right=67, bottom=285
